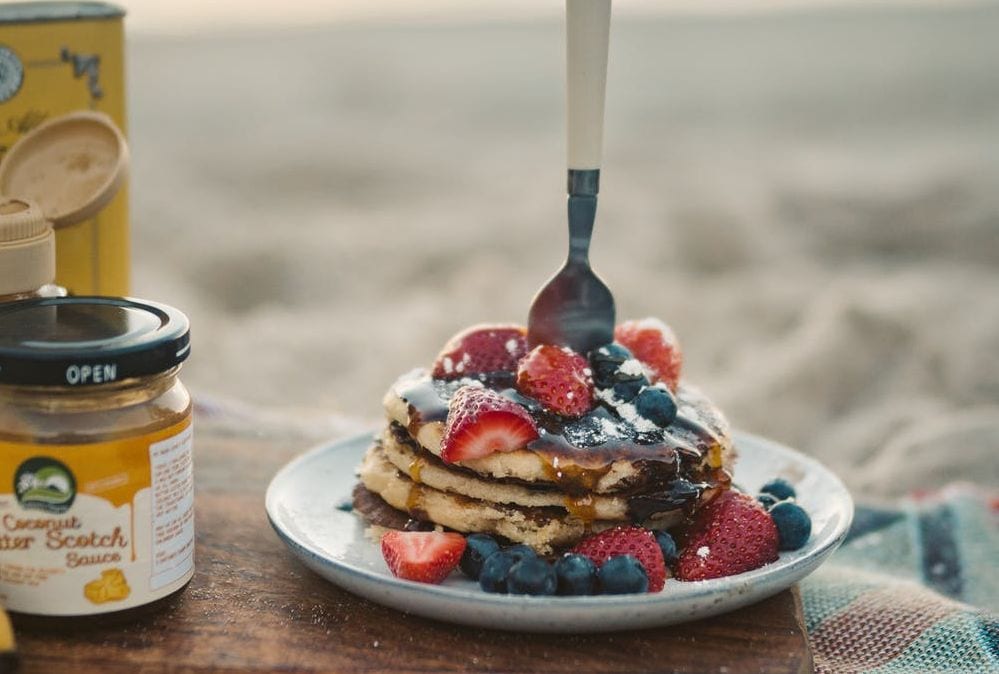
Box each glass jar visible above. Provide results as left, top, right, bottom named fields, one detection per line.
left=0, top=297, right=194, bottom=625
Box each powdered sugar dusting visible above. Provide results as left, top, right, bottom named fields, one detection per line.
left=505, top=338, right=518, bottom=355
left=618, top=359, right=646, bottom=378
left=617, top=402, right=658, bottom=433
left=635, top=316, right=670, bottom=334
left=599, top=417, right=625, bottom=438
left=697, top=545, right=710, bottom=558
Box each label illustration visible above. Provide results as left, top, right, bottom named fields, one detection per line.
left=14, top=457, right=76, bottom=513
left=84, top=568, right=130, bottom=604
left=0, top=45, right=23, bottom=103
left=0, top=418, right=194, bottom=615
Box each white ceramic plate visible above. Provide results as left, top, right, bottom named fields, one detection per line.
left=266, top=431, right=852, bottom=633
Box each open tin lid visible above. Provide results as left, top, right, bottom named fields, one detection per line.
left=0, top=111, right=129, bottom=228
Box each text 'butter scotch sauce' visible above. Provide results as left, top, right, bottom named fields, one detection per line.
left=0, top=297, right=194, bottom=624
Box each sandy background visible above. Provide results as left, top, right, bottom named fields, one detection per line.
left=128, top=3, right=999, bottom=497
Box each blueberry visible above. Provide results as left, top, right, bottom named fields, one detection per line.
left=654, top=531, right=679, bottom=566
left=598, top=555, right=649, bottom=594
left=554, top=553, right=598, bottom=596
left=589, top=344, right=634, bottom=386
left=633, top=387, right=678, bottom=427
left=479, top=551, right=516, bottom=593
left=506, top=556, right=557, bottom=596
left=757, top=493, right=779, bottom=510
left=504, top=544, right=538, bottom=562
left=460, top=534, right=501, bottom=579
left=590, top=344, right=632, bottom=366
left=760, top=478, right=796, bottom=501
left=770, top=501, right=811, bottom=551
left=612, top=377, right=647, bottom=402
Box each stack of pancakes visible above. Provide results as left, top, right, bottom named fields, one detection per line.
left=355, top=370, right=735, bottom=554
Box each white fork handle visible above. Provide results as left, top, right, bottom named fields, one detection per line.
left=566, top=0, right=612, bottom=171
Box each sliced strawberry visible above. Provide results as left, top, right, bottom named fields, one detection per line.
left=440, top=386, right=539, bottom=463
left=676, top=490, right=779, bottom=581
left=570, top=526, right=668, bottom=592
left=381, top=531, right=467, bottom=584
left=431, top=324, right=527, bottom=379
left=614, top=319, right=683, bottom=392
left=516, top=344, right=593, bottom=417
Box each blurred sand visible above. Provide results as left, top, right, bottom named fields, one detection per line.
left=128, top=4, right=999, bottom=496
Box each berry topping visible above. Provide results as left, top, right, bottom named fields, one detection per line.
left=507, top=556, right=558, bottom=596
left=554, top=553, right=599, bottom=596
left=655, top=531, right=679, bottom=567
left=460, top=534, right=501, bottom=580
left=516, top=344, right=594, bottom=417
left=756, top=493, right=780, bottom=510
left=479, top=550, right=517, bottom=593
left=769, top=501, right=812, bottom=551
left=598, top=555, right=649, bottom=594
left=570, top=525, right=667, bottom=592
left=431, top=324, right=527, bottom=380
left=588, top=343, right=634, bottom=387
left=676, top=490, right=779, bottom=581
left=381, top=531, right=467, bottom=584
left=633, top=386, right=678, bottom=427
left=759, top=478, right=797, bottom=502
left=504, top=544, right=539, bottom=562
left=440, top=386, right=540, bottom=463
left=611, top=376, right=647, bottom=402
left=614, top=319, right=683, bottom=391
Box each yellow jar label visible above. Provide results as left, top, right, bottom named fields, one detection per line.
left=0, top=417, right=194, bottom=615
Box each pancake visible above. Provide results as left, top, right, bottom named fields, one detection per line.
left=356, top=355, right=736, bottom=553
left=379, top=424, right=632, bottom=519
left=357, top=443, right=684, bottom=553
left=383, top=369, right=734, bottom=495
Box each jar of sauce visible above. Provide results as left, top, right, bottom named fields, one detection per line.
left=0, top=297, right=193, bottom=623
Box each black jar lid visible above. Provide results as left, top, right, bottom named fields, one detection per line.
left=0, top=296, right=190, bottom=387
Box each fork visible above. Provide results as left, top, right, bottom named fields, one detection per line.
left=527, top=0, right=615, bottom=354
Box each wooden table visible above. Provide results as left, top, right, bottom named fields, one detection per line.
left=13, top=407, right=813, bottom=674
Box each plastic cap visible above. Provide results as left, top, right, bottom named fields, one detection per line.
left=0, top=197, right=55, bottom=295
left=0, top=111, right=129, bottom=228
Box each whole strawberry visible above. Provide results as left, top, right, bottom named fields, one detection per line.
left=570, top=526, right=667, bottom=592
left=516, top=344, right=593, bottom=417
left=676, top=490, right=779, bottom=581
left=440, top=386, right=539, bottom=463
left=614, top=319, right=683, bottom=392
left=381, top=531, right=467, bottom=584
left=432, top=324, right=527, bottom=379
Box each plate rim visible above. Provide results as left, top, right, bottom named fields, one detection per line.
left=265, top=429, right=854, bottom=609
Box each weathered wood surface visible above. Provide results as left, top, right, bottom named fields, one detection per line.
left=13, top=417, right=813, bottom=674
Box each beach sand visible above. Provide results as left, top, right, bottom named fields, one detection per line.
left=128, top=3, right=999, bottom=496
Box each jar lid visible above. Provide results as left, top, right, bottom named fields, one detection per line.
left=0, top=111, right=129, bottom=228
left=0, top=297, right=190, bottom=387
left=0, top=197, right=55, bottom=295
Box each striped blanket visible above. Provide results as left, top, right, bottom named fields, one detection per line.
left=802, top=485, right=998, bottom=673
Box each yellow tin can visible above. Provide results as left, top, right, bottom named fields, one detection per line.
left=0, top=2, right=128, bottom=295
